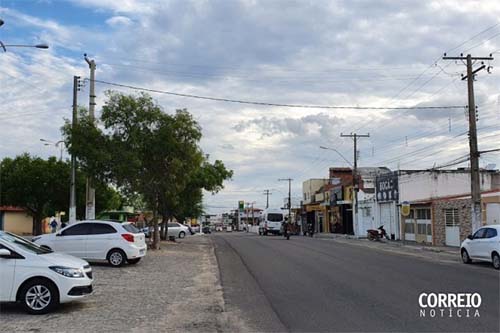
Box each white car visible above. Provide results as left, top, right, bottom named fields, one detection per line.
left=32, top=220, right=147, bottom=267
left=167, top=222, right=190, bottom=239
left=460, top=224, right=500, bottom=269
left=0, top=231, right=93, bottom=314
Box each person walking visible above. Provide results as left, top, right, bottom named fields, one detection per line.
left=50, top=218, right=58, bottom=233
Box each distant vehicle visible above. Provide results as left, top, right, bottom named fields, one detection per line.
left=259, top=209, right=285, bottom=236
left=190, top=224, right=200, bottom=233
left=0, top=231, right=93, bottom=314
left=202, top=226, right=211, bottom=234
left=32, top=221, right=147, bottom=267
left=167, top=222, right=190, bottom=239
left=460, top=225, right=500, bottom=269
left=226, top=225, right=233, bottom=232
left=96, top=211, right=139, bottom=223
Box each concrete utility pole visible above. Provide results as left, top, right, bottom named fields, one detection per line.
left=84, top=54, right=96, bottom=220
left=340, top=133, right=370, bottom=236
left=278, top=178, right=293, bottom=224
left=69, top=76, right=81, bottom=224
left=263, top=189, right=272, bottom=209
left=443, top=53, right=493, bottom=232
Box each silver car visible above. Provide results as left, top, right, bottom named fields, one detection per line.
left=167, top=222, right=190, bottom=239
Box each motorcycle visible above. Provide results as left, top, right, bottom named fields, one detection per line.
left=306, top=223, right=314, bottom=237
left=282, top=222, right=290, bottom=240
left=367, top=225, right=389, bottom=241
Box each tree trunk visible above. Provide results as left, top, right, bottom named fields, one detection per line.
left=161, top=213, right=170, bottom=240
left=33, top=215, right=43, bottom=235
left=160, top=220, right=166, bottom=240
left=152, top=210, right=160, bottom=250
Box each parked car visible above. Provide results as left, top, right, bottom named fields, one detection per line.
left=0, top=231, right=93, bottom=314
left=460, top=225, right=500, bottom=269
left=167, top=222, right=190, bottom=239
left=32, top=220, right=147, bottom=267
left=190, top=224, right=200, bottom=233
left=141, top=226, right=151, bottom=238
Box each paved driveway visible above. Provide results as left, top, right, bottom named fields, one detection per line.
left=0, top=236, right=245, bottom=332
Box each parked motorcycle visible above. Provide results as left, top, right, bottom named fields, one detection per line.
left=307, top=223, right=314, bottom=237
left=367, top=225, right=389, bottom=241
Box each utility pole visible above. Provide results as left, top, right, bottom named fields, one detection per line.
left=84, top=54, right=96, bottom=220
left=443, top=53, right=493, bottom=232
left=263, top=189, right=272, bottom=209
left=69, top=76, right=81, bottom=224
left=340, top=133, right=370, bottom=236
left=278, top=178, right=293, bottom=225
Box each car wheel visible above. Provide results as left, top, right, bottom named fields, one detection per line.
left=492, top=253, right=500, bottom=270
left=178, top=231, right=186, bottom=239
left=461, top=249, right=472, bottom=264
left=128, top=258, right=141, bottom=265
left=107, top=249, right=126, bottom=267
left=20, top=278, right=59, bottom=314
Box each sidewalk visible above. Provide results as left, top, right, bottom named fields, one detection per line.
left=314, top=233, right=460, bottom=262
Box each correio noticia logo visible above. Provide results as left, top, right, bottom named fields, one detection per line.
left=418, top=293, right=481, bottom=318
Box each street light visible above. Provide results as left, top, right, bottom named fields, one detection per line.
left=0, top=20, right=49, bottom=52
left=40, top=138, right=64, bottom=161
left=319, top=146, right=353, bottom=167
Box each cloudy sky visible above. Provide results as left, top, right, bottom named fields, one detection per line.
left=1, top=0, right=499, bottom=213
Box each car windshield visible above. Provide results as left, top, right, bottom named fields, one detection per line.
left=123, top=223, right=140, bottom=233
left=0, top=231, right=52, bottom=255
left=267, top=213, right=283, bottom=222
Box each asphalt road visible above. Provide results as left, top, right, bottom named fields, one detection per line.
left=213, top=232, right=500, bottom=333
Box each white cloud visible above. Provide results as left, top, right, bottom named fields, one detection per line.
left=106, top=16, right=133, bottom=27
left=2, top=0, right=500, bottom=212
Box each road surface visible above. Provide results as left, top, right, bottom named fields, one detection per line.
left=213, top=232, right=499, bottom=332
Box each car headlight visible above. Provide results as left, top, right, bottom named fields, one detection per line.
left=49, top=266, right=85, bottom=278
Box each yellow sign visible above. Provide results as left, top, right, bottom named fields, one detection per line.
left=401, top=202, right=411, bottom=217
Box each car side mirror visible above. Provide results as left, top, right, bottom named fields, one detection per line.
left=0, top=248, right=12, bottom=257
left=467, top=234, right=473, bottom=240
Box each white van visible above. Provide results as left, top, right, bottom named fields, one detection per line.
left=258, top=209, right=284, bottom=235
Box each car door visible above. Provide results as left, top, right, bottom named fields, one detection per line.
left=0, top=244, right=17, bottom=301
left=86, top=223, right=118, bottom=260
left=54, top=223, right=91, bottom=257
left=480, top=228, right=498, bottom=259
left=167, top=223, right=179, bottom=237
left=468, top=228, right=487, bottom=259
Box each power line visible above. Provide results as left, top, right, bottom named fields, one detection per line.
left=89, top=78, right=464, bottom=110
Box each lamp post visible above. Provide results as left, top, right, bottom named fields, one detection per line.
left=40, top=139, right=64, bottom=161
left=0, top=20, right=49, bottom=52
left=319, top=146, right=353, bottom=167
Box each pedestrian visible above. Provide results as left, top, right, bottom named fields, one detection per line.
left=50, top=219, right=58, bottom=233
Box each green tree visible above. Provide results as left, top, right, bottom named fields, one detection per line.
left=0, top=154, right=124, bottom=235
left=63, top=91, right=233, bottom=249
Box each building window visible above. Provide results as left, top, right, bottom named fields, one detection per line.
left=405, top=222, right=414, bottom=233
left=444, top=208, right=459, bottom=227
left=416, top=208, right=431, bottom=220
left=417, top=223, right=430, bottom=235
